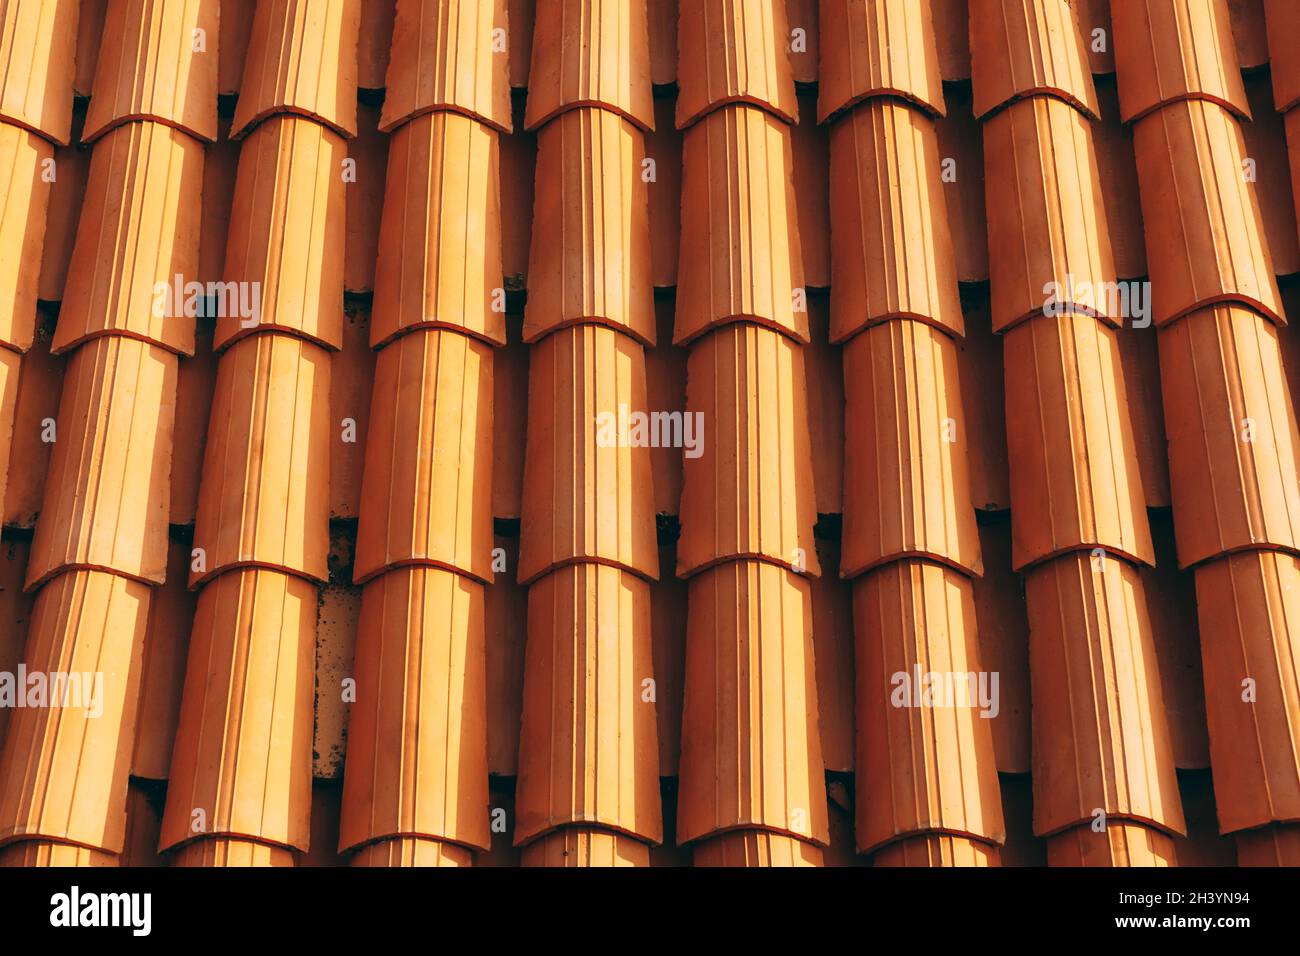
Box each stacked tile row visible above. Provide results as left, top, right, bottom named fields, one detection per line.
left=1113, top=0, right=1300, bottom=866
left=670, top=0, right=828, bottom=866
left=332, top=0, right=511, bottom=867
left=818, top=0, right=1005, bottom=865
left=972, top=0, right=1186, bottom=865
left=0, top=0, right=215, bottom=866
left=512, top=0, right=663, bottom=866
left=148, top=0, right=358, bottom=867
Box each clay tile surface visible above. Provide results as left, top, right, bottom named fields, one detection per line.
left=380, top=0, right=512, bottom=134
left=524, top=107, right=655, bottom=345
left=816, top=0, right=946, bottom=123
left=675, top=0, right=799, bottom=128
left=82, top=0, right=219, bottom=144
left=0, top=0, right=78, bottom=144
left=53, top=121, right=204, bottom=356
left=969, top=0, right=1100, bottom=121
left=1264, top=0, right=1300, bottom=111
left=230, top=0, right=360, bottom=139
left=1111, top=0, right=1251, bottom=123
left=674, top=106, right=808, bottom=345
left=0, top=122, right=53, bottom=352
left=523, top=0, right=654, bottom=131
left=827, top=99, right=963, bottom=341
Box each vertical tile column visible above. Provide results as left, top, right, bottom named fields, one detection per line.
left=819, top=0, right=1005, bottom=866
left=512, top=0, right=663, bottom=867
left=336, top=0, right=511, bottom=867
left=160, top=0, right=358, bottom=867
left=672, top=0, right=829, bottom=866
left=1114, top=0, right=1300, bottom=865
left=971, top=0, right=1186, bottom=865
left=0, top=0, right=215, bottom=866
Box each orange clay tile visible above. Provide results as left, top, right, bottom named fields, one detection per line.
left=197, top=116, right=238, bottom=283
left=380, top=0, right=512, bottom=134
left=1235, top=824, right=1300, bottom=866
left=82, top=0, right=218, bottom=144
left=329, top=307, right=374, bottom=519
left=932, top=0, right=970, bottom=81
left=230, top=0, right=360, bottom=139
left=218, top=0, right=254, bottom=96
left=160, top=568, right=316, bottom=854
left=515, top=564, right=662, bottom=846
left=491, top=312, right=527, bottom=519
left=1, top=314, right=61, bottom=528
left=24, top=337, right=177, bottom=590
left=34, top=101, right=88, bottom=304
left=1132, top=101, right=1283, bottom=326
left=1091, top=76, right=1147, bottom=281
left=971, top=516, right=1031, bottom=773
left=1141, top=510, right=1209, bottom=769
left=1192, top=550, right=1300, bottom=832
left=356, top=0, right=396, bottom=90
left=500, top=93, right=533, bottom=286
left=692, top=830, right=823, bottom=867
left=646, top=95, right=681, bottom=289
left=523, top=0, right=654, bottom=131
left=353, top=328, right=494, bottom=585
left=1024, top=553, right=1186, bottom=837
left=314, top=574, right=360, bottom=779
left=53, top=122, right=204, bottom=356
left=674, top=106, right=807, bottom=345
left=167, top=319, right=215, bottom=525
left=350, top=836, right=473, bottom=867
left=170, top=838, right=297, bottom=867
left=1242, top=72, right=1300, bottom=277
left=0, top=122, right=52, bottom=352
left=816, top=0, right=946, bottom=122
left=934, top=83, right=988, bottom=284
left=1111, top=0, right=1250, bottom=123
left=955, top=291, right=1010, bottom=511
left=130, top=536, right=196, bottom=781
left=676, top=323, right=821, bottom=577
left=804, top=295, right=842, bottom=514
left=1045, top=822, right=1178, bottom=866
left=509, top=0, right=534, bottom=88
left=1116, top=322, right=1170, bottom=509
left=1158, top=305, right=1300, bottom=566
left=1068, top=0, right=1115, bottom=75
left=852, top=560, right=1006, bottom=853
left=344, top=102, right=388, bottom=295
left=0, top=0, right=78, bottom=144
left=810, top=535, right=854, bottom=771
left=0, top=350, right=18, bottom=519
left=521, top=827, right=650, bottom=866
left=190, top=333, right=331, bottom=587
left=0, top=569, right=148, bottom=854
left=968, top=0, right=1100, bottom=121
left=1265, top=0, right=1300, bottom=110
left=370, top=111, right=506, bottom=348
left=981, top=97, right=1119, bottom=333
left=0, top=536, right=33, bottom=740
left=676, top=560, right=829, bottom=847
left=646, top=297, right=687, bottom=515
left=648, top=0, right=676, bottom=86
left=675, top=0, right=799, bottom=128
left=1002, top=313, right=1155, bottom=570
left=485, top=533, right=526, bottom=774
left=337, top=567, right=490, bottom=854
left=785, top=0, right=818, bottom=85
left=518, top=325, right=658, bottom=583
left=1229, top=0, right=1270, bottom=70
left=216, top=117, right=346, bottom=351
left=873, top=834, right=1001, bottom=867
left=71, top=0, right=106, bottom=97
left=840, top=321, right=982, bottom=578
left=828, top=100, right=963, bottom=341
left=650, top=539, right=686, bottom=774
left=791, top=89, right=828, bottom=289
left=523, top=108, right=655, bottom=345
left=0, top=841, right=118, bottom=867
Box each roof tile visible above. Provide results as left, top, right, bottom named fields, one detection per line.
left=521, top=828, right=651, bottom=866
left=1092, top=76, right=1148, bottom=280
left=350, top=836, right=474, bottom=867
left=1068, top=0, right=1115, bottom=75
left=0, top=0, right=78, bottom=144
left=35, top=101, right=88, bottom=303
left=648, top=0, right=676, bottom=86
left=167, top=320, right=215, bottom=525
left=0, top=349, right=16, bottom=526
left=955, top=292, right=1010, bottom=510
left=934, top=83, right=988, bottom=283
left=1045, top=822, right=1178, bottom=865
left=217, top=0, right=254, bottom=96
left=646, top=95, right=680, bottom=288
left=791, top=88, right=828, bottom=288
left=691, top=830, right=823, bottom=866
left=0, top=122, right=53, bottom=352
left=1229, top=0, right=1270, bottom=70
left=356, top=0, right=396, bottom=90
left=344, top=102, right=388, bottom=295
left=1264, top=0, right=1300, bottom=110
left=1, top=313, right=61, bottom=528
left=1242, top=71, right=1300, bottom=276
left=71, top=0, right=104, bottom=97
left=170, top=838, right=296, bottom=867
left=1235, top=824, right=1300, bottom=865
left=816, top=0, right=946, bottom=123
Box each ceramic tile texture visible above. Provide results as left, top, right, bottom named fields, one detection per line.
left=3, top=0, right=1300, bottom=869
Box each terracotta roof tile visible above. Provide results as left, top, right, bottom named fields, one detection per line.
left=356, top=0, right=396, bottom=90
left=1241, top=70, right=1300, bottom=276
left=70, top=0, right=104, bottom=97
left=230, top=0, right=360, bottom=139
left=350, top=836, right=473, bottom=867
left=170, top=838, right=296, bottom=867
left=934, top=83, right=988, bottom=283
left=197, top=116, right=237, bottom=282
left=167, top=320, right=215, bottom=525
left=1091, top=75, right=1148, bottom=280
left=0, top=352, right=17, bottom=537
left=1235, top=824, right=1300, bottom=865
left=811, top=535, right=855, bottom=771
left=955, top=292, right=1010, bottom=511
left=485, top=532, right=526, bottom=774
left=646, top=296, right=687, bottom=514
left=1, top=314, right=61, bottom=528
left=1229, top=0, right=1270, bottom=70
left=785, top=0, right=818, bottom=85
left=646, top=97, right=681, bottom=288
left=648, top=0, right=676, bottom=86
left=873, top=833, right=1000, bottom=866
left=217, top=0, right=254, bottom=96
left=1046, top=822, right=1178, bottom=866
left=34, top=101, right=88, bottom=303
left=691, top=829, right=823, bottom=866
left=0, top=122, right=52, bottom=352
left=1068, top=0, right=1114, bottom=75
left=523, top=0, right=654, bottom=131
left=328, top=307, right=373, bottom=519
left=1112, top=0, right=1250, bottom=123
left=1116, top=321, right=1170, bottom=508
left=803, top=295, right=843, bottom=513
left=508, top=0, right=535, bottom=88
left=675, top=0, right=799, bottom=128
left=82, top=0, right=218, bottom=144
left=344, top=102, right=387, bottom=295
left=490, top=313, right=527, bottom=518
left=816, top=0, right=946, bottom=123
left=0, top=0, right=78, bottom=145
left=791, top=89, right=828, bottom=288
left=1264, top=0, right=1300, bottom=111
left=971, top=516, right=1031, bottom=773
